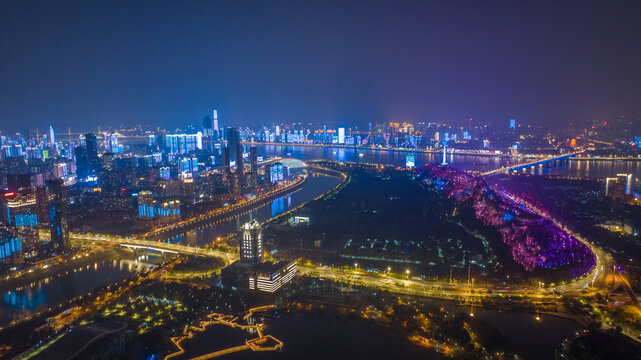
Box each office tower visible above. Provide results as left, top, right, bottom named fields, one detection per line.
left=74, top=146, right=89, bottom=179
left=159, top=166, right=171, bottom=180
left=203, top=115, right=213, bottom=136
left=137, top=190, right=156, bottom=219
left=323, top=125, right=327, bottom=143
left=270, top=162, right=284, bottom=183
left=0, top=226, right=22, bottom=265
left=47, top=179, right=69, bottom=253
left=3, top=192, right=39, bottom=255
left=165, top=133, right=203, bottom=154
left=213, top=109, right=219, bottom=133
left=239, top=220, right=263, bottom=264
left=35, top=186, right=49, bottom=226
left=250, top=146, right=258, bottom=174
left=509, top=118, right=516, bottom=130
left=222, top=147, right=231, bottom=174
left=606, top=174, right=633, bottom=200
left=441, top=139, right=448, bottom=165
left=227, top=127, right=243, bottom=174
left=74, top=133, right=101, bottom=180
left=264, top=165, right=271, bottom=189
left=338, top=127, right=346, bottom=144
left=202, top=115, right=213, bottom=151
left=230, top=172, right=241, bottom=195
left=85, top=133, right=98, bottom=159
left=49, top=125, right=55, bottom=145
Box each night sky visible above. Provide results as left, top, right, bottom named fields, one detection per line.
left=1, top=0, right=640, bottom=132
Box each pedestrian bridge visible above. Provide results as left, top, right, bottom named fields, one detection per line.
left=482, top=152, right=581, bottom=176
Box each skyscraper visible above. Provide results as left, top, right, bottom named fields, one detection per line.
left=222, top=147, right=231, bottom=174
left=239, top=220, right=263, bottom=264
left=85, top=133, right=98, bottom=159
left=509, top=118, right=516, bottom=130
left=338, top=127, right=346, bottom=144
left=203, top=115, right=213, bottom=136
left=49, top=125, right=55, bottom=145
left=47, top=179, right=69, bottom=253
left=606, top=174, right=633, bottom=200
left=0, top=226, right=22, bottom=265
left=250, top=146, right=258, bottom=174
left=75, top=133, right=101, bottom=179
left=213, top=109, right=219, bottom=133
left=227, top=127, right=243, bottom=174
left=3, top=192, right=39, bottom=257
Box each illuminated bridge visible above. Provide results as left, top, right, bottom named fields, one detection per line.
left=68, top=234, right=238, bottom=264
left=482, top=152, right=582, bottom=176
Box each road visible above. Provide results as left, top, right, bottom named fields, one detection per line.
left=66, top=233, right=239, bottom=265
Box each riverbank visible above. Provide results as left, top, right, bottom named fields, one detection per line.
left=246, top=141, right=510, bottom=158
left=138, top=174, right=308, bottom=239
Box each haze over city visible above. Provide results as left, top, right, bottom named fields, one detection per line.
left=2, top=0, right=641, bottom=131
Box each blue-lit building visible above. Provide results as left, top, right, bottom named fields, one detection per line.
left=3, top=192, right=39, bottom=256
left=47, top=179, right=69, bottom=253
left=269, top=162, right=284, bottom=183
left=136, top=190, right=180, bottom=228
left=0, top=227, right=22, bottom=266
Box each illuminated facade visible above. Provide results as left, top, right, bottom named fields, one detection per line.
left=165, top=133, right=203, bottom=154
left=4, top=193, right=39, bottom=255
left=221, top=221, right=296, bottom=292
left=606, top=174, right=633, bottom=200
left=248, top=261, right=297, bottom=292
left=136, top=190, right=180, bottom=228
left=0, top=227, right=22, bottom=265
left=269, top=162, right=284, bottom=183
left=47, top=179, right=69, bottom=253
left=240, top=220, right=263, bottom=264
left=338, top=127, right=345, bottom=144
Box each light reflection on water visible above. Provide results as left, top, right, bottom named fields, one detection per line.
left=0, top=258, right=152, bottom=326
left=153, top=172, right=341, bottom=246
left=254, top=144, right=641, bottom=178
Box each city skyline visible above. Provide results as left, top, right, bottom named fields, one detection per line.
left=2, top=2, right=641, bottom=359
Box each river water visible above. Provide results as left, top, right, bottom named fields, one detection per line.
left=0, top=256, right=155, bottom=327
left=151, top=171, right=341, bottom=246
left=252, top=144, right=641, bottom=178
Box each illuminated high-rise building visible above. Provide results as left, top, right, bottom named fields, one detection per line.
left=338, top=127, right=346, bottom=144
left=222, top=147, right=231, bottom=174
left=203, top=115, right=213, bottom=136
left=3, top=192, right=39, bottom=256
left=49, top=125, right=55, bottom=145
left=250, top=146, right=258, bottom=174
left=509, top=118, right=516, bottom=130
left=47, top=179, right=69, bottom=253
left=0, top=226, right=22, bottom=265
left=239, top=220, right=263, bottom=264
left=606, top=174, right=634, bottom=200
left=270, top=162, right=284, bottom=183
left=165, top=133, right=203, bottom=154
left=227, top=127, right=243, bottom=174
left=213, top=109, right=219, bottom=133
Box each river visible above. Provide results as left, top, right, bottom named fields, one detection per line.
left=0, top=255, right=156, bottom=327
left=150, top=170, right=341, bottom=246
left=252, top=144, right=641, bottom=178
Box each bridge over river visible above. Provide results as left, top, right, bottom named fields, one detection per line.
left=482, top=152, right=582, bottom=176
